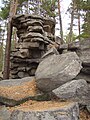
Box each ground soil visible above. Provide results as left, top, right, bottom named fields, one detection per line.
left=8, top=100, right=73, bottom=112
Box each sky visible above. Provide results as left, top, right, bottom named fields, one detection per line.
left=56, top=0, right=72, bottom=36
left=0, top=0, right=80, bottom=36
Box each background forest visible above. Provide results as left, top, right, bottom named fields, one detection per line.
left=0, top=0, right=90, bottom=77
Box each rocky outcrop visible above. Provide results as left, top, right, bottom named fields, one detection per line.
left=35, top=52, right=82, bottom=92
left=10, top=14, right=55, bottom=79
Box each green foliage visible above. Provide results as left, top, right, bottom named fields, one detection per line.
left=0, top=6, right=9, bottom=19
left=0, top=0, right=10, bottom=19
left=41, top=0, right=57, bottom=17
left=64, top=33, right=77, bottom=43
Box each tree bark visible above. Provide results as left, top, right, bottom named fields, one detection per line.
left=58, top=0, right=63, bottom=43
left=78, top=10, right=80, bottom=40
left=3, top=20, right=12, bottom=79
left=69, top=0, right=75, bottom=43
left=3, top=0, right=18, bottom=79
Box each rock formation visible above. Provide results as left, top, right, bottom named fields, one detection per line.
left=0, top=14, right=90, bottom=120
left=10, top=14, right=55, bottom=79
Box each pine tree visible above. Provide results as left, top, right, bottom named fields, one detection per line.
left=3, top=0, right=18, bottom=79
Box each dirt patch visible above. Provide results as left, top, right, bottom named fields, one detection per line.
left=8, top=100, right=73, bottom=112
left=0, top=79, right=40, bottom=100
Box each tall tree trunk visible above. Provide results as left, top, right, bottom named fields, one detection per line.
left=78, top=10, right=80, bottom=40
left=69, top=0, right=75, bottom=43
left=3, top=0, right=18, bottom=79
left=58, top=0, right=63, bottom=43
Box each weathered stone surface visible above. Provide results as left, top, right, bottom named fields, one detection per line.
left=75, top=72, right=90, bottom=83
left=68, top=41, right=80, bottom=50
left=81, top=66, right=90, bottom=75
left=42, top=47, right=59, bottom=59
left=52, top=79, right=88, bottom=104
left=0, top=106, right=11, bottom=120
left=21, top=32, right=44, bottom=39
left=0, top=77, right=40, bottom=106
left=19, top=42, right=40, bottom=49
left=20, top=49, right=30, bottom=58
left=10, top=102, right=79, bottom=120
left=27, top=20, right=43, bottom=27
left=76, top=39, right=90, bottom=66
left=59, top=43, right=68, bottom=50
left=10, top=14, right=55, bottom=79
left=28, top=26, right=44, bottom=34
left=35, top=52, right=82, bottom=92
left=87, top=105, right=90, bottom=113
left=17, top=71, right=29, bottom=78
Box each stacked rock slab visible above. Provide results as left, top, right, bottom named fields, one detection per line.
left=10, top=14, right=55, bottom=79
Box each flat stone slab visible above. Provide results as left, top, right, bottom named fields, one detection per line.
left=0, top=77, right=40, bottom=106
left=10, top=101, right=79, bottom=120
left=35, top=52, right=82, bottom=92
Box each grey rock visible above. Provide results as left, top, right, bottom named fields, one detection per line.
left=59, top=43, right=68, bottom=50
left=81, top=66, right=90, bottom=75
left=76, top=39, right=90, bottom=66
left=52, top=79, right=89, bottom=105
left=0, top=106, right=11, bottom=120
left=10, top=102, right=79, bottom=120
left=0, top=77, right=34, bottom=87
left=75, top=72, right=90, bottom=83
left=87, top=105, right=90, bottom=113
left=19, top=42, right=40, bottom=49
left=21, top=32, right=44, bottom=40
left=42, top=47, right=59, bottom=59
left=27, top=26, right=44, bottom=34
left=35, top=52, right=82, bottom=92
left=27, top=20, right=43, bottom=27
left=20, top=49, right=30, bottom=58
left=68, top=41, right=80, bottom=50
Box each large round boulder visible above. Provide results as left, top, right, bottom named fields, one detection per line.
left=35, top=52, right=82, bottom=92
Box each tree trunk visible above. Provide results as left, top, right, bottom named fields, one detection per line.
left=69, top=0, right=75, bottom=43
left=3, top=0, right=18, bottom=79
left=58, top=0, right=63, bottom=43
left=3, top=21, right=12, bottom=79
left=78, top=10, right=80, bottom=40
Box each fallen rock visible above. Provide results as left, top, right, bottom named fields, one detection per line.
left=52, top=79, right=89, bottom=105
left=35, top=52, right=82, bottom=92
left=0, top=77, right=41, bottom=106
left=10, top=101, right=79, bottom=120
